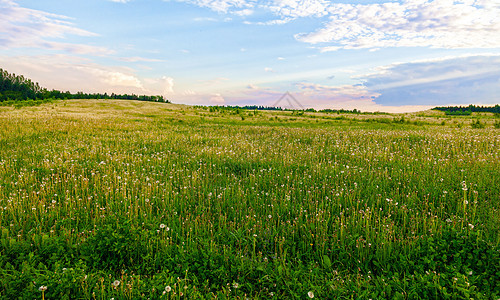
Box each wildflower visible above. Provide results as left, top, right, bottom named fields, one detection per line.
left=308, top=291, right=314, bottom=298
left=38, top=286, right=47, bottom=291
left=268, top=215, right=272, bottom=219
left=160, top=224, right=166, bottom=229
left=233, top=282, right=239, bottom=289
left=468, top=223, right=474, bottom=229
left=165, top=285, right=172, bottom=292
left=112, top=280, right=120, bottom=287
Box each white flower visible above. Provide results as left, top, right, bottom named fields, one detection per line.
left=112, top=280, right=120, bottom=287
left=160, top=224, right=166, bottom=229
left=469, top=223, right=474, bottom=229
left=268, top=215, right=272, bottom=219
left=308, top=291, right=314, bottom=298
left=468, top=271, right=473, bottom=275
left=165, top=285, right=172, bottom=292
left=38, top=286, right=47, bottom=291
left=233, top=282, right=239, bottom=289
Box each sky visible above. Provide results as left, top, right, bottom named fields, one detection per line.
left=1, top=0, right=499, bottom=112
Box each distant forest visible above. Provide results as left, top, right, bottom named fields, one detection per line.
left=433, top=104, right=500, bottom=115
left=207, top=105, right=387, bottom=114
left=0, top=68, right=167, bottom=103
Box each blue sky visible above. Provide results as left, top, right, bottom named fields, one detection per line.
left=1, top=0, right=499, bottom=112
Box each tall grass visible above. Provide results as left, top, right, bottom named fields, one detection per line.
left=0, top=100, right=499, bottom=299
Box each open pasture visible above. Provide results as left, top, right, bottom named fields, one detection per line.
left=0, top=100, right=499, bottom=299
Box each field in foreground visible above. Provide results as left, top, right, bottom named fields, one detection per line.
left=0, top=100, right=499, bottom=299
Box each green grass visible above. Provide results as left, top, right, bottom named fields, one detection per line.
left=0, top=99, right=499, bottom=299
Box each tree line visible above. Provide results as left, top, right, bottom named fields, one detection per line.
left=0, top=68, right=168, bottom=103
left=433, top=104, right=500, bottom=115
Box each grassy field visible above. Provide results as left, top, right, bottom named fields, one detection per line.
left=0, top=99, right=499, bottom=299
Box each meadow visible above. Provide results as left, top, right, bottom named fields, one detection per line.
left=0, top=99, right=499, bottom=299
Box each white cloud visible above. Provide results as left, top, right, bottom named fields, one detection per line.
left=91, top=69, right=144, bottom=89
left=171, top=0, right=254, bottom=13
left=0, top=0, right=113, bottom=55
left=295, top=0, right=500, bottom=49
left=319, top=46, right=341, bottom=53
left=161, top=76, right=175, bottom=94
left=243, top=18, right=292, bottom=25
left=233, top=8, right=253, bottom=16
left=210, top=93, right=225, bottom=104
left=269, top=0, right=329, bottom=18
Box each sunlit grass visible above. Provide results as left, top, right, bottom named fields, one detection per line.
left=0, top=100, right=499, bottom=299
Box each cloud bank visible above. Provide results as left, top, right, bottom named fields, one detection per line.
left=295, top=0, right=500, bottom=49
left=169, top=0, right=500, bottom=50
left=363, top=54, right=500, bottom=106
